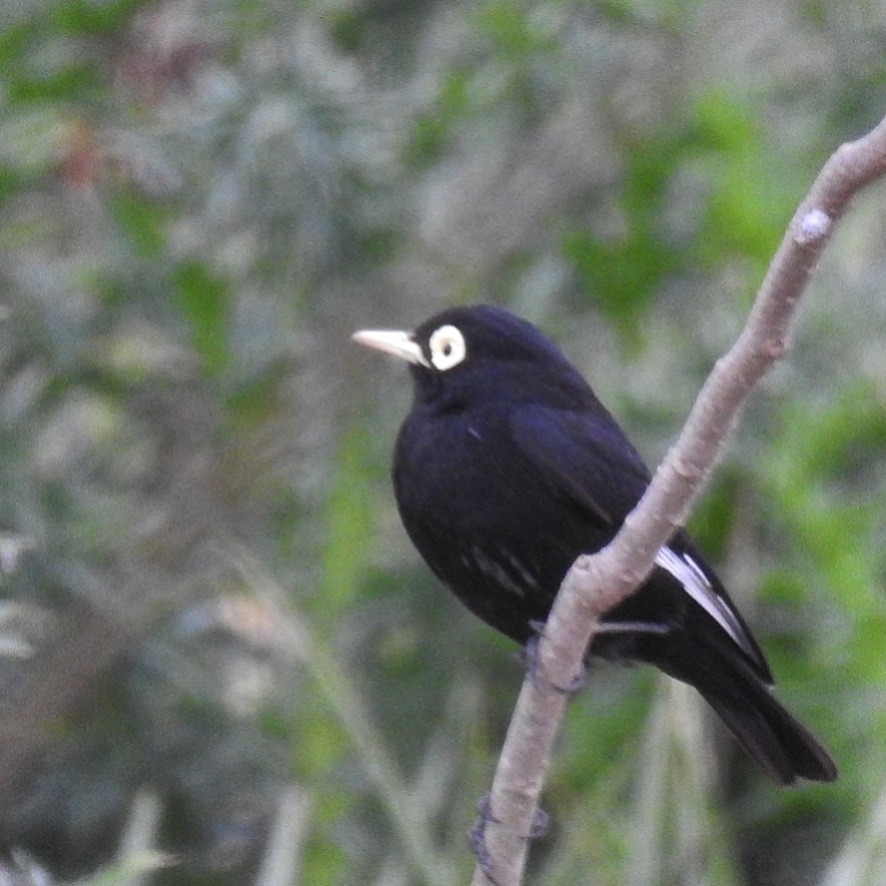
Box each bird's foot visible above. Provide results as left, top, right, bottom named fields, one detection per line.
left=523, top=624, right=587, bottom=694
left=468, top=794, right=499, bottom=883
left=469, top=794, right=549, bottom=884
left=595, top=620, right=670, bottom=636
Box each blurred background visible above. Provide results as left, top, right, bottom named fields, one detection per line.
left=1, top=0, right=885, bottom=883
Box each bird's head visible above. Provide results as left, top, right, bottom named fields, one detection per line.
left=352, top=305, right=590, bottom=408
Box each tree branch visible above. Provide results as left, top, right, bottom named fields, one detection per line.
left=471, top=113, right=886, bottom=886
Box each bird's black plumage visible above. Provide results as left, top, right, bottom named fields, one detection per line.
left=353, top=305, right=836, bottom=785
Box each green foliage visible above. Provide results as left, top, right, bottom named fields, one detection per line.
left=563, top=132, right=685, bottom=339
left=110, top=190, right=167, bottom=257
left=317, top=424, right=375, bottom=620
left=475, top=0, right=557, bottom=56
left=691, top=91, right=805, bottom=272
left=172, top=261, right=231, bottom=377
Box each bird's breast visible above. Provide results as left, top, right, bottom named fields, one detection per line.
left=394, top=406, right=536, bottom=531
left=393, top=407, right=558, bottom=638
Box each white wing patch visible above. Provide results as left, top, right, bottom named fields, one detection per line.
left=654, top=546, right=748, bottom=650
left=462, top=546, right=538, bottom=597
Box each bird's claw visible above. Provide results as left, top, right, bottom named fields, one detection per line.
left=528, top=806, right=550, bottom=837
left=469, top=794, right=550, bottom=884
left=469, top=794, right=500, bottom=884
left=523, top=625, right=587, bottom=694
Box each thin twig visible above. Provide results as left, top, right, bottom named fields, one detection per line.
left=471, top=113, right=886, bottom=886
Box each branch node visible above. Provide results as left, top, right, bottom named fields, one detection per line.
left=793, top=207, right=832, bottom=245
left=671, top=453, right=704, bottom=482
left=763, top=334, right=789, bottom=359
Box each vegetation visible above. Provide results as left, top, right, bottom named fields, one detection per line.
left=0, top=0, right=884, bottom=883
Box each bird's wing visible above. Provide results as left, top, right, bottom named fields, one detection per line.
left=510, top=405, right=771, bottom=677
left=509, top=404, right=650, bottom=528
left=653, top=540, right=771, bottom=678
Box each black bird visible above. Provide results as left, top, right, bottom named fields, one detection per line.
left=353, top=305, right=836, bottom=785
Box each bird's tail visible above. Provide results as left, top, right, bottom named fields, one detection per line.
left=697, top=678, right=836, bottom=785
left=661, top=640, right=837, bottom=785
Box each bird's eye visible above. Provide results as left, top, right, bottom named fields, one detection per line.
left=428, top=324, right=466, bottom=371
